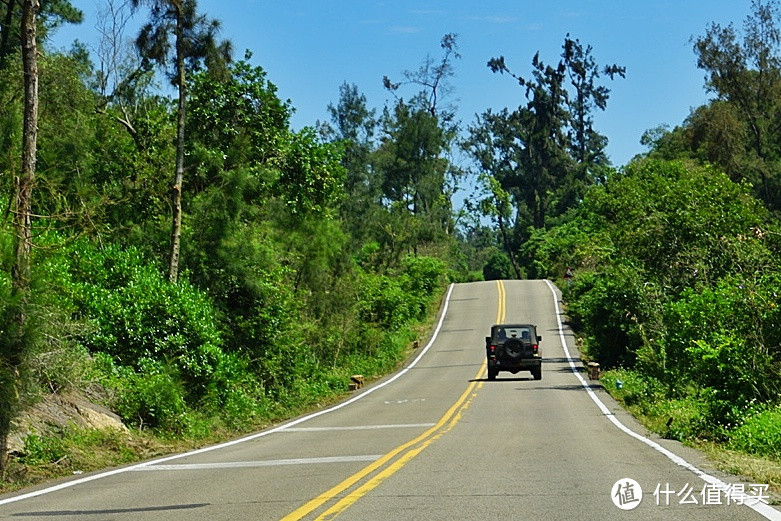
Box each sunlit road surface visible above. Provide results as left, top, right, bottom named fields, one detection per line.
left=1, top=280, right=779, bottom=520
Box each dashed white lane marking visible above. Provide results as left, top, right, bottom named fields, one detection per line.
left=133, top=455, right=382, bottom=471
left=383, top=399, right=426, bottom=405
left=544, top=279, right=781, bottom=521
left=283, top=423, right=435, bottom=432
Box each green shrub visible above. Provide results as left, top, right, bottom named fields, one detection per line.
left=94, top=354, right=188, bottom=432
left=728, top=406, right=781, bottom=460
left=64, top=239, right=224, bottom=401
left=482, top=250, right=514, bottom=281
left=398, top=255, right=445, bottom=320
left=203, top=351, right=267, bottom=428
left=662, top=276, right=781, bottom=415
left=400, top=255, right=445, bottom=297
left=20, top=432, right=68, bottom=465
left=357, top=273, right=418, bottom=330
left=568, top=264, right=657, bottom=368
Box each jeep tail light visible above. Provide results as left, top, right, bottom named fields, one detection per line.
left=489, top=345, right=496, bottom=352
left=532, top=344, right=538, bottom=353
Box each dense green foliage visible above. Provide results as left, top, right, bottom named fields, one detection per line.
left=0, top=3, right=458, bottom=468
left=513, top=6, right=781, bottom=459
left=463, top=35, right=624, bottom=265
left=532, top=159, right=781, bottom=451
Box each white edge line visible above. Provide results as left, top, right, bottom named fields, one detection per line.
left=0, top=283, right=457, bottom=507
left=544, top=279, right=781, bottom=520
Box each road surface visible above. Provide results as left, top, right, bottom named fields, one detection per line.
left=1, top=280, right=779, bottom=520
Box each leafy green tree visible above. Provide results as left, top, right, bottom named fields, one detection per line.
left=488, top=51, right=573, bottom=230
left=276, top=127, right=346, bottom=218
left=373, top=96, right=458, bottom=258
left=34, top=51, right=101, bottom=226
left=640, top=124, right=694, bottom=162
left=560, top=34, right=624, bottom=207
left=373, top=34, right=463, bottom=261
left=375, top=99, right=446, bottom=215
left=0, top=0, right=82, bottom=66
left=184, top=57, right=346, bottom=396
left=562, top=35, right=625, bottom=165
left=482, top=249, right=514, bottom=281
left=686, top=102, right=747, bottom=173
left=322, top=82, right=378, bottom=242
left=2, top=0, right=40, bottom=475
left=541, top=159, right=778, bottom=395
left=464, top=108, right=526, bottom=276
left=1, top=45, right=168, bottom=244
left=693, top=0, right=781, bottom=209
left=466, top=36, right=623, bottom=279
left=476, top=173, right=521, bottom=278
left=89, top=95, right=176, bottom=245
left=131, top=0, right=232, bottom=282
left=187, top=54, right=290, bottom=171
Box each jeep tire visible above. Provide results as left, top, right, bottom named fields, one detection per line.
left=503, top=338, right=523, bottom=358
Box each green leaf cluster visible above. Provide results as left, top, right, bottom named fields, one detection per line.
left=728, top=406, right=781, bottom=459
left=532, top=159, right=781, bottom=446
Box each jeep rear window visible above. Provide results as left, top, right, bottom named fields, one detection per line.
left=496, top=327, right=531, bottom=339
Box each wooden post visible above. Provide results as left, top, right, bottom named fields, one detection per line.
left=348, top=375, right=365, bottom=391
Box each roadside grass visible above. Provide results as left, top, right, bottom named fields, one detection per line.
left=600, top=368, right=781, bottom=499
left=695, top=442, right=781, bottom=502
left=1, top=427, right=192, bottom=495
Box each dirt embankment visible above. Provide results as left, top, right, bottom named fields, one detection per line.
left=8, top=392, right=127, bottom=454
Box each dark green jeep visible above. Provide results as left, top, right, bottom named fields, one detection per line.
left=485, top=324, right=542, bottom=381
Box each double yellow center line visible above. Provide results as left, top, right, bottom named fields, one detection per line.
left=496, top=279, right=506, bottom=324
left=282, top=281, right=507, bottom=520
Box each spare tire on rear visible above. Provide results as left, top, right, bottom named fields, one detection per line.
left=503, top=338, right=523, bottom=358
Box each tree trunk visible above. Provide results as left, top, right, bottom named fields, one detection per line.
left=497, top=212, right=521, bottom=279
left=167, top=7, right=185, bottom=283
left=2, top=0, right=39, bottom=476
left=0, top=0, right=18, bottom=64
left=14, top=0, right=36, bottom=300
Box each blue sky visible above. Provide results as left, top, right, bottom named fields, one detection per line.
left=52, top=1, right=753, bottom=168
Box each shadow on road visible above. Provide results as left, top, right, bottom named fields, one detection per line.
left=12, top=503, right=209, bottom=517
left=469, top=377, right=603, bottom=392
left=543, top=357, right=581, bottom=364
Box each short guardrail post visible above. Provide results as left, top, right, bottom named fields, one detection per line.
left=349, top=375, right=365, bottom=391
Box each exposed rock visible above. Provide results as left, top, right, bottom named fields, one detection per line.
left=8, top=392, right=127, bottom=454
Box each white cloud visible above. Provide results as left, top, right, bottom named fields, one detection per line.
left=410, top=9, right=445, bottom=16
left=390, top=25, right=421, bottom=33
left=468, top=15, right=519, bottom=24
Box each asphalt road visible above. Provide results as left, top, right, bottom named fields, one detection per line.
left=1, top=280, right=779, bottom=520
